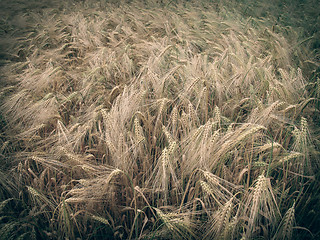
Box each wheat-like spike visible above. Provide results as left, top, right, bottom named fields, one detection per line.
left=161, top=147, right=169, bottom=200
left=203, top=119, right=212, bottom=141
left=0, top=222, right=19, bottom=240
left=60, top=148, right=83, bottom=164
left=155, top=208, right=175, bottom=231
left=171, top=106, right=178, bottom=128
left=134, top=117, right=145, bottom=144
left=106, top=137, right=117, bottom=154
left=234, top=125, right=267, bottom=143
left=31, top=156, right=45, bottom=163
left=27, top=186, right=41, bottom=198
left=118, top=133, right=124, bottom=152
left=257, top=99, right=264, bottom=110
left=185, top=77, right=200, bottom=93
left=224, top=216, right=238, bottom=239
left=200, top=180, right=214, bottom=197
left=292, top=117, right=310, bottom=170
left=59, top=199, right=74, bottom=239
left=282, top=104, right=297, bottom=113
left=165, top=212, right=180, bottom=218
left=158, top=98, right=167, bottom=116
left=292, top=126, right=301, bottom=141
left=59, top=147, right=83, bottom=164
left=248, top=174, right=267, bottom=232
left=101, top=108, right=112, bottom=132
left=66, top=152, right=83, bottom=164
left=137, top=90, right=146, bottom=105
left=191, top=125, right=204, bottom=142
left=218, top=198, right=234, bottom=234
left=91, top=215, right=111, bottom=226
left=214, top=106, right=221, bottom=128
left=278, top=152, right=303, bottom=164
left=276, top=101, right=286, bottom=109
left=153, top=99, right=168, bottom=137
left=77, top=179, right=89, bottom=186
left=162, top=125, right=173, bottom=144
left=211, top=121, right=218, bottom=131
left=134, top=117, right=141, bottom=134
left=188, top=103, right=197, bottom=125
left=0, top=141, right=9, bottom=153
left=81, top=164, right=97, bottom=173
left=27, top=186, right=54, bottom=210
left=227, top=123, right=234, bottom=133
left=201, top=86, right=209, bottom=119
left=246, top=172, right=279, bottom=238
left=108, top=85, right=121, bottom=103
left=252, top=174, right=266, bottom=201
left=273, top=201, right=296, bottom=240
left=258, top=142, right=282, bottom=153
left=222, top=165, right=230, bottom=180
left=57, top=120, right=69, bottom=143
left=253, top=161, right=268, bottom=168
left=281, top=202, right=295, bottom=239
left=181, top=110, right=189, bottom=129
left=161, top=147, right=169, bottom=171
left=210, top=130, right=220, bottom=145
left=65, top=197, right=88, bottom=203
left=300, top=116, right=308, bottom=138
left=165, top=211, right=191, bottom=229
left=168, top=141, right=177, bottom=156
left=203, top=171, right=219, bottom=186
left=272, top=85, right=283, bottom=98
left=135, top=136, right=145, bottom=145
left=0, top=199, right=13, bottom=213
left=200, top=179, right=225, bottom=208
left=105, top=169, right=123, bottom=185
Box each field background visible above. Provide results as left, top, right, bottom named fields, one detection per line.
left=0, top=0, right=319, bottom=239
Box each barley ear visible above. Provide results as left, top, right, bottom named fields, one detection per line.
left=273, top=201, right=296, bottom=240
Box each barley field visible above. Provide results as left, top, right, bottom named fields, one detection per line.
left=0, top=0, right=319, bottom=239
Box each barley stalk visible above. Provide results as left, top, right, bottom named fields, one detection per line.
left=200, top=180, right=214, bottom=197
left=278, top=152, right=302, bottom=164
left=91, top=215, right=111, bottom=226
left=281, top=202, right=295, bottom=239
left=155, top=208, right=175, bottom=231
left=106, top=137, right=117, bottom=154
left=134, top=117, right=145, bottom=144
left=181, top=110, right=189, bottom=129
left=258, top=142, right=282, bottom=153
left=171, top=106, right=178, bottom=129
left=234, top=125, right=267, bottom=143
left=214, top=106, right=221, bottom=128
left=191, top=125, right=204, bottom=142
left=203, top=171, right=219, bottom=186
left=274, top=201, right=296, bottom=240
left=203, top=119, right=212, bottom=141
left=162, top=125, right=173, bottom=144
left=188, top=103, right=197, bottom=125
left=101, top=108, right=112, bottom=132
left=168, top=141, right=177, bottom=155
left=210, top=130, right=220, bottom=145
left=217, top=198, right=234, bottom=235
left=105, top=169, right=123, bottom=185
left=158, top=98, right=167, bottom=117
left=65, top=197, right=87, bottom=203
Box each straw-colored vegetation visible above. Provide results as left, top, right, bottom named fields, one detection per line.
left=0, top=0, right=319, bottom=239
